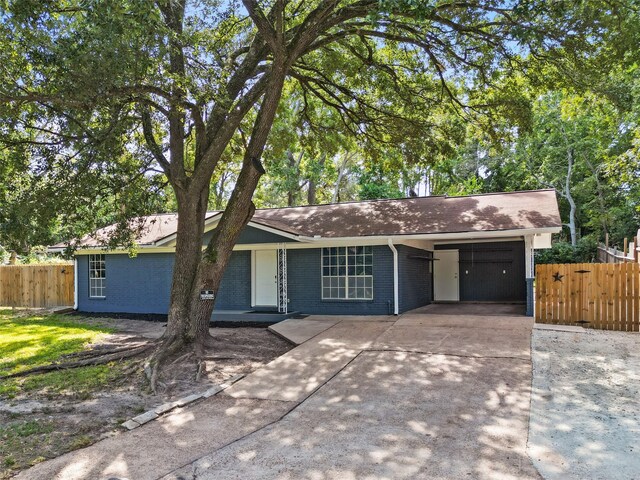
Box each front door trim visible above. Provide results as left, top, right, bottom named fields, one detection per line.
left=434, top=249, right=460, bottom=302
left=252, top=249, right=278, bottom=307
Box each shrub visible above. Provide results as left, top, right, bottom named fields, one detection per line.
left=535, top=236, right=598, bottom=264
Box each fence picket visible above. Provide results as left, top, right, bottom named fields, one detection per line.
left=535, top=262, right=640, bottom=332
left=0, top=264, right=74, bottom=308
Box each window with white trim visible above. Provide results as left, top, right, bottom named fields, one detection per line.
left=322, top=246, right=373, bottom=300
left=89, top=254, right=106, bottom=298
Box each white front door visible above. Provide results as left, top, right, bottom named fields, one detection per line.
left=434, top=250, right=459, bottom=301
left=254, top=250, right=278, bottom=306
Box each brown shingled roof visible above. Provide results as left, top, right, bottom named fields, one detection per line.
left=253, top=189, right=561, bottom=238
left=55, top=189, right=560, bottom=248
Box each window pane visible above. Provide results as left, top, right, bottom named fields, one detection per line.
left=322, top=246, right=372, bottom=301
left=89, top=254, right=106, bottom=297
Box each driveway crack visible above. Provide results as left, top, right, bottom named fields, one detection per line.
left=363, top=347, right=531, bottom=362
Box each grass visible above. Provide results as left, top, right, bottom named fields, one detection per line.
left=0, top=419, right=57, bottom=473
left=0, top=309, right=117, bottom=398
left=0, top=309, right=137, bottom=477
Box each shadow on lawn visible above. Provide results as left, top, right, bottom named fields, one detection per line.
left=0, top=315, right=113, bottom=376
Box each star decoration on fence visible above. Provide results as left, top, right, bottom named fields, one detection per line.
left=552, top=271, right=564, bottom=282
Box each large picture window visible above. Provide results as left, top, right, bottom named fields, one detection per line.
left=89, top=254, right=106, bottom=298
left=322, top=246, right=373, bottom=300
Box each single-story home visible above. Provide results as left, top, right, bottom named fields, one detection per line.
left=52, top=189, right=561, bottom=318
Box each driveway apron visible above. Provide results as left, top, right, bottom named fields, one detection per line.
left=168, top=313, right=540, bottom=480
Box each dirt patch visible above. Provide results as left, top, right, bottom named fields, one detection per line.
left=528, top=327, right=640, bottom=479
left=0, top=316, right=291, bottom=478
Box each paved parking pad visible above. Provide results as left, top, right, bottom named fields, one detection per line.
left=226, top=320, right=394, bottom=402
left=169, top=350, right=538, bottom=480
left=19, top=311, right=540, bottom=480
left=373, top=314, right=534, bottom=360
left=169, top=313, right=539, bottom=480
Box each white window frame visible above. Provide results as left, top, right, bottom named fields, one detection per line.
left=321, top=246, right=373, bottom=300
left=88, top=254, right=106, bottom=298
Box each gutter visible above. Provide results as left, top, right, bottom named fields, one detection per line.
left=73, top=257, right=78, bottom=310
left=388, top=239, right=399, bottom=315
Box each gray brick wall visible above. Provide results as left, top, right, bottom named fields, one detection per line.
left=286, top=246, right=395, bottom=315
left=398, top=245, right=433, bottom=312
left=203, top=225, right=294, bottom=245
left=435, top=241, right=526, bottom=302
left=77, top=244, right=399, bottom=316
left=77, top=251, right=251, bottom=314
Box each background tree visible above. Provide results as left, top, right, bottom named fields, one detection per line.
left=0, top=0, right=622, bottom=383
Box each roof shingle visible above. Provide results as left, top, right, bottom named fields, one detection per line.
left=55, top=189, right=560, bottom=248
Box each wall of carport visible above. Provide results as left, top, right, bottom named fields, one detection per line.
left=434, top=240, right=526, bottom=302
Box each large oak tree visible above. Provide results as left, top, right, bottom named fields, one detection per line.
left=0, top=0, right=613, bottom=383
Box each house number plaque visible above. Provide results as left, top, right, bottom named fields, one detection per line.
left=200, top=290, right=215, bottom=300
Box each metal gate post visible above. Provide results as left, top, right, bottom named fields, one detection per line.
left=277, top=244, right=288, bottom=314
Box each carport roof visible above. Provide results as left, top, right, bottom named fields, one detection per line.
left=54, top=189, right=561, bottom=248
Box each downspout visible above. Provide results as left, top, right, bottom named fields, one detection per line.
left=73, top=257, right=78, bottom=310
left=524, top=235, right=534, bottom=317
left=388, top=239, right=399, bottom=315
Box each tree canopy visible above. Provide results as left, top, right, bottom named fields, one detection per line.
left=1, top=0, right=635, bottom=381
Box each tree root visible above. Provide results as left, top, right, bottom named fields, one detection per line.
left=195, top=358, right=206, bottom=382
left=60, top=343, right=149, bottom=360
left=1, top=343, right=154, bottom=380
left=145, top=336, right=187, bottom=394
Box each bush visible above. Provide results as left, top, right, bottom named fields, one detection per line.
left=535, top=236, right=598, bottom=264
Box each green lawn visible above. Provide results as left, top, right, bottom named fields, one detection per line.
left=0, top=309, right=136, bottom=477
left=0, top=309, right=120, bottom=398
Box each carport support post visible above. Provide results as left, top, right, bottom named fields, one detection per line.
left=525, top=235, right=534, bottom=317
left=388, top=239, right=399, bottom=315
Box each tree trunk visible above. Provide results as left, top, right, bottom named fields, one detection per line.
left=286, top=150, right=297, bottom=207
left=188, top=62, right=289, bottom=348
left=163, top=186, right=210, bottom=344
left=307, top=153, right=325, bottom=205
left=565, top=147, right=578, bottom=247
left=585, top=157, right=609, bottom=238
left=332, top=153, right=352, bottom=203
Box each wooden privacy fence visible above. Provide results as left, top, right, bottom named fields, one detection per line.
left=0, top=263, right=74, bottom=308
left=535, top=263, right=640, bottom=332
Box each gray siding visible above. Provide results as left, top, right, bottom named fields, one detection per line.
left=214, top=250, right=251, bottom=309
left=77, top=251, right=252, bottom=314
left=398, top=245, right=433, bottom=312
left=286, top=246, right=395, bottom=315
left=202, top=225, right=294, bottom=245
left=435, top=241, right=525, bottom=302
left=77, top=253, right=174, bottom=314
left=77, top=245, right=395, bottom=316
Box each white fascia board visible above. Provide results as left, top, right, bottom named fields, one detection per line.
left=157, top=217, right=311, bottom=247
left=154, top=213, right=223, bottom=247
left=284, top=227, right=560, bottom=245
left=75, top=227, right=560, bottom=255
left=244, top=221, right=311, bottom=242
left=75, top=247, right=176, bottom=255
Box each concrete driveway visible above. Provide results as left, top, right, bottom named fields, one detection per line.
left=20, top=309, right=540, bottom=480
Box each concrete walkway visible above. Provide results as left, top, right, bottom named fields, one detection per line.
left=19, top=312, right=539, bottom=480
